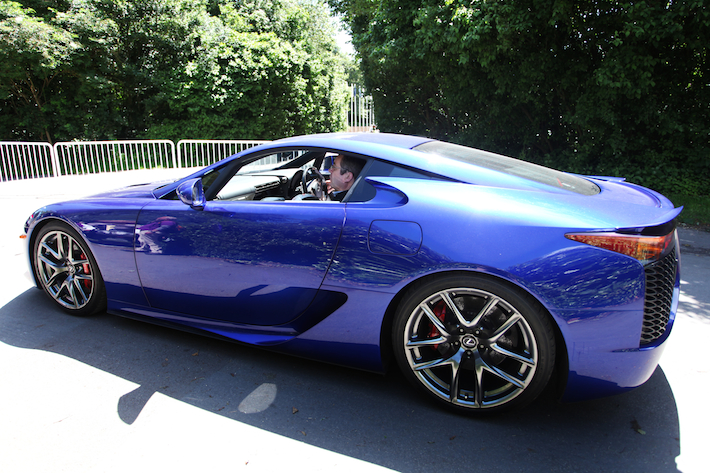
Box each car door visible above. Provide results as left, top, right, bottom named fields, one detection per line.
left=134, top=199, right=345, bottom=326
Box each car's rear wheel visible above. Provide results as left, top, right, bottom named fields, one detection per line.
left=33, top=223, right=106, bottom=316
left=393, top=274, right=555, bottom=414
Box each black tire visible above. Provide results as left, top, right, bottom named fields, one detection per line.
left=392, top=274, right=555, bottom=414
left=33, top=222, right=107, bottom=316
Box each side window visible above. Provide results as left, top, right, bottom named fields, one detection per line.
left=160, top=149, right=320, bottom=202
left=210, top=149, right=326, bottom=202
left=237, top=150, right=308, bottom=175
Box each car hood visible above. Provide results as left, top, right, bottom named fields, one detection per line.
left=87, top=180, right=176, bottom=199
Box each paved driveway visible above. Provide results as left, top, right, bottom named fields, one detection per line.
left=1, top=171, right=708, bottom=472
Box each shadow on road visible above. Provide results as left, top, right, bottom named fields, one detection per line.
left=1, top=288, right=681, bottom=472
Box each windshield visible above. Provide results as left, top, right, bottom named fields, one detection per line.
left=414, top=141, right=600, bottom=196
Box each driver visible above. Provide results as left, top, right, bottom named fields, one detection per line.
left=325, top=154, right=364, bottom=201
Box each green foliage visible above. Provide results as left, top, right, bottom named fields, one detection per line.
left=147, top=0, right=348, bottom=140
left=0, top=0, right=348, bottom=142
left=0, top=1, right=80, bottom=141
left=670, top=194, right=710, bottom=227
left=333, top=0, right=710, bottom=196
left=342, top=54, right=363, bottom=86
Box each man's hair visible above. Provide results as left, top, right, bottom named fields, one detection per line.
left=337, top=155, right=364, bottom=178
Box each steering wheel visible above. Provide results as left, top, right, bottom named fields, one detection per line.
left=301, top=166, right=327, bottom=200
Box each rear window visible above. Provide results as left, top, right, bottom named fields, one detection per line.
left=414, top=141, right=600, bottom=196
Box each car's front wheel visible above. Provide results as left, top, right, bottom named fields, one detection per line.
left=33, top=223, right=106, bottom=316
left=393, top=274, right=555, bottom=414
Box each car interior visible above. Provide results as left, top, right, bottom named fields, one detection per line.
left=200, top=149, right=365, bottom=203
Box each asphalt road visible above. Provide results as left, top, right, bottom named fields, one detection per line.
left=1, top=171, right=708, bottom=473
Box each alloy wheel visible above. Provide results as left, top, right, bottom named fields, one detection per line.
left=36, top=229, right=96, bottom=310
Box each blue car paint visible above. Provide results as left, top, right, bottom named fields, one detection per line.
left=134, top=199, right=346, bottom=325
left=367, top=220, right=423, bottom=256
left=24, top=132, right=681, bottom=403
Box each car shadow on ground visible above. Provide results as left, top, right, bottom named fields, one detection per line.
left=1, top=289, right=681, bottom=472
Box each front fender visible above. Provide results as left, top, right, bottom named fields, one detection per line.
left=25, top=200, right=149, bottom=306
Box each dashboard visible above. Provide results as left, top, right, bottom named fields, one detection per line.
left=214, top=168, right=325, bottom=201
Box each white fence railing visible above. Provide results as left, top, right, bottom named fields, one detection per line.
left=55, top=140, right=177, bottom=176
left=1, top=139, right=269, bottom=182
left=348, top=84, right=376, bottom=132
left=0, top=142, right=56, bottom=180
left=177, top=140, right=268, bottom=168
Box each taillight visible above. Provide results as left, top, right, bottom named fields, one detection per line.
left=565, top=230, right=676, bottom=265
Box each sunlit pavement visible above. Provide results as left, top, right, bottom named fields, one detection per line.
left=660, top=226, right=710, bottom=473
left=1, top=171, right=708, bottom=472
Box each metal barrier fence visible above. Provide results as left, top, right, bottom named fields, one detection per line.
left=177, top=140, right=268, bottom=168
left=55, top=140, right=177, bottom=176
left=1, top=142, right=56, bottom=180
left=348, top=84, right=376, bottom=132
left=1, top=139, right=269, bottom=181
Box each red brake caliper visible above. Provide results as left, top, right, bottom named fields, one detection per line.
left=80, top=253, right=91, bottom=289
left=428, top=300, right=447, bottom=349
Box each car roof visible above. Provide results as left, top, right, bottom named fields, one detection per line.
left=273, top=132, right=434, bottom=150
left=264, top=133, right=559, bottom=192
left=240, top=133, right=581, bottom=194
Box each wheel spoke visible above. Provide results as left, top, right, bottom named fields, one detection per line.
left=441, top=292, right=468, bottom=327
left=58, top=277, right=73, bottom=303
left=472, top=296, right=499, bottom=327
left=38, top=253, right=62, bottom=269
left=472, top=351, right=486, bottom=406
left=56, top=231, right=66, bottom=259
left=72, top=255, right=90, bottom=266
left=67, top=239, right=88, bottom=265
left=407, top=336, right=447, bottom=348
left=420, top=303, right=450, bottom=338
left=448, top=353, right=463, bottom=402
left=65, top=278, right=79, bottom=308
left=490, top=344, right=535, bottom=368
left=490, top=312, right=522, bottom=342
left=40, top=238, right=62, bottom=261
left=45, top=268, right=66, bottom=288
left=39, top=258, right=65, bottom=281
left=472, top=351, right=525, bottom=402
left=412, top=349, right=468, bottom=403
left=71, top=278, right=89, bottom=306
left=74, top=272, right=93, bottom=284
left=484, top=362, right=526, bottom=389
left=413, top=354, right=454, bottom=372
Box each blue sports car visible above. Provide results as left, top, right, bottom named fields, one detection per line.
left=24, top=133, right=681, bottom=414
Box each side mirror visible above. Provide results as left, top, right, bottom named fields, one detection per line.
left=177, top=178, right=206, bottom=210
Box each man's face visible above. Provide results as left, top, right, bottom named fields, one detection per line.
left=329, top=155, right=353, bottom=192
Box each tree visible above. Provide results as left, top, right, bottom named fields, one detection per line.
left=0, top=0, right=349, bottom=142
left=147, top=0, right=348, bottom=140
left=333, top=0, right=710, bottom=194
left=0, top=1, right=80, bottom=142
